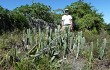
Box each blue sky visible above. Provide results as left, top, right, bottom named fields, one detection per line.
left=0, top=0, right=110, bottom=23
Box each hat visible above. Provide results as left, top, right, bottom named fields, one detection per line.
left=65, top=9, right=69, bottom=11
left=64, top=9, right=69, bottom=13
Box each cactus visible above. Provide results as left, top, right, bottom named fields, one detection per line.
left=77, top=31, right=82, bottom=43
left=96, top=39, right=99, bottom=47
left=99, top=38, right=107, bottom=60
left=81, top=37, right=85, bottom=48
left=88, top=42, right=94, bottom=69
left=63, top=40, right=67, bottom=58
left=57, top=25, right=61, bottom=32
left=3, top=24, right=107, bottom=70
left=76, top=43, right=80, bottom=59
left=89, top=42, right=93, bottom=62
left=26, top=29, right=31, bottom=50
left=27, top=29, right=31, bottom=39
left=73, top=43, right=77, bottom=50
left=69, top=36, right=73, bottom=50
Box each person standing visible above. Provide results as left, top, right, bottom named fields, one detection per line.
left=62, top=9, right=72, bottom=31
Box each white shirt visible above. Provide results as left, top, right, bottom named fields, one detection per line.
left=62, top=15, right=72, bottom=25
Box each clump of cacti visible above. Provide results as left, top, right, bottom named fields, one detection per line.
left=0, top=25, right=108, bottom=70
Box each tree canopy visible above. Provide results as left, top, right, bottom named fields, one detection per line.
left=13, top=3, right=54, bottom=23
left=0, top=1, right=107, bottom=34
left=0, top=6, right=29, bottom=33
left=65, top=1, right=104, bottom=32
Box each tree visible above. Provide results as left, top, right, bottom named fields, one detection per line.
left=0, top=5, right=29, bottom=33
left=0, top=6, right=12, bottom=33
left=65, top=1, right=104, bottom=32
left=13, top=3, right=53, bottom=23
left=105, top=23, right=110, bottom=34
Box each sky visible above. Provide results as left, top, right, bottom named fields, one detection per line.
left=0, top=0, right=110, bottom=24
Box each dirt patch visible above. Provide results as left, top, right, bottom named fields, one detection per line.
left=93, top=59, right=110, bottom=70
left=63, top=53, right=86, bottom=70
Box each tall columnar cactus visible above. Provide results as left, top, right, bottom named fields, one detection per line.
left=88, top=42, right=94, bottom=69
left=38, top=28, right=41, bottom=49
left=74, top=31, right=83, bottom=59
left=96, top=39, right=99, bottom=47
left=80, top=37, right=85, bottom=48
left=26, top=29, right=31, bottom=49
left=22, top=30, right=26, bottom=46
left=32, top=28, right=37, bottom=46
left=35, top=33, right=37, bottom=45
left=63, top=40, right=67, bottom=58
left=77, top=31, right=82, bottom=43
left=27, top=29, right=31, bottom=39
left=54, top=28, right=57, bottom=37
left=76, top=43, right=80, bottom=59
left=70, top=33, right=74, bottom=49
left=89, top=42, right=93, bottom=62
left=57, top=25, right=61, bottom=32
left=99, top=38, right=107, bottom=60
left=46, top=26, right=49, bottom=37
left=70, top=36, right=73, bottom=50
